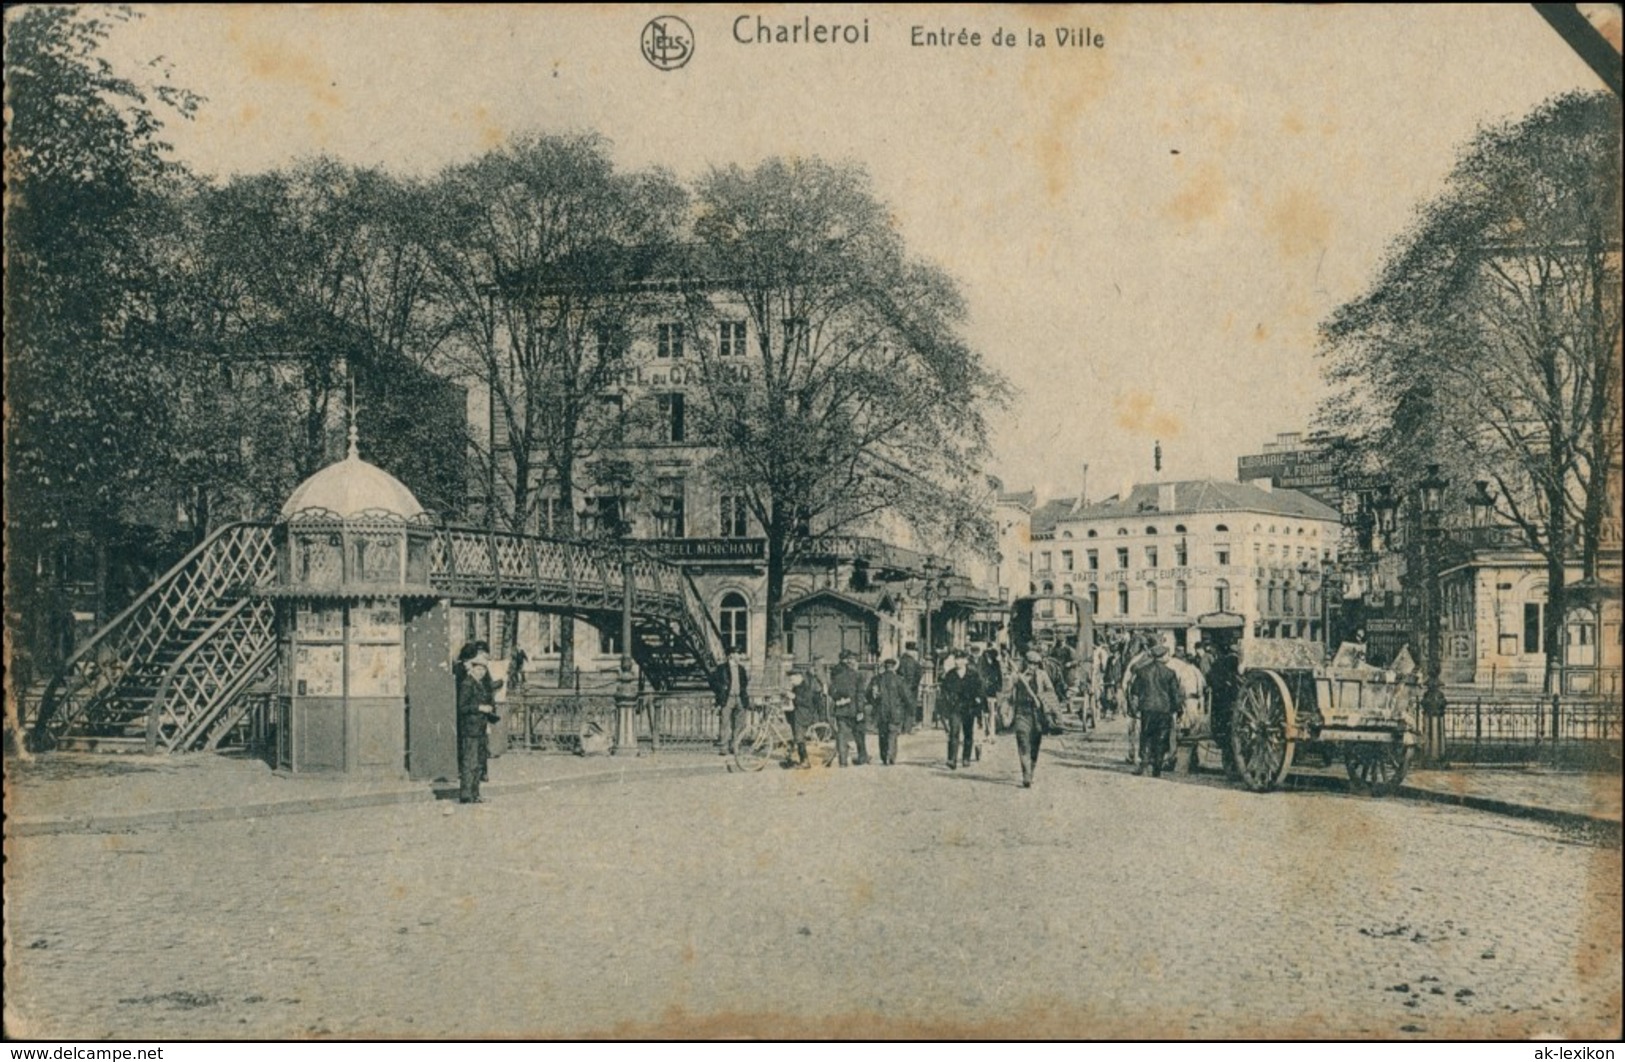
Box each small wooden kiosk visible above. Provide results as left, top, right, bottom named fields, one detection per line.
left=267, top=433, right=455, bottom=779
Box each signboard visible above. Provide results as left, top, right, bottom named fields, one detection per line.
left=646, top=537, right=766, bottom=563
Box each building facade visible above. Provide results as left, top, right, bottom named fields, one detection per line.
left=1030, top=478, right=1341, bottom=650
left=459, top=291, right=1001, bottom=681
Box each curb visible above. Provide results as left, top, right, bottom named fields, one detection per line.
left=1393, top=784, right=1623, bottom=833
left=7, top=759, right=729, bottom=837
left=1054, top=747, right=1622, bottom=833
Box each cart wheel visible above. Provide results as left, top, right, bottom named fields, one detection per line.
left=1345, top=743, right=1410, bottom=797
left=1230, top=670, right=1295, bottom=793
left=731, top=723, right=774, bottom=773
left=804, top=721, right=837, bottom=767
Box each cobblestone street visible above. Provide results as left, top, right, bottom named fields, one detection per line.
left=5, top=728, right=1620, bottom=1040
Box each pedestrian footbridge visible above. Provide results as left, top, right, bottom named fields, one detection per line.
left=29, top=522, right=724, bottom=753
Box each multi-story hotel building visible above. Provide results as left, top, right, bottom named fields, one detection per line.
left=1028, top=478, right=1342, bottom=650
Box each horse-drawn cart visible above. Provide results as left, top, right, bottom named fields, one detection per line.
left=1185, top=637, right=1421, bottom=796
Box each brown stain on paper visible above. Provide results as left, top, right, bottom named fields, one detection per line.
left=1113, top=391, right=1184, bottom=438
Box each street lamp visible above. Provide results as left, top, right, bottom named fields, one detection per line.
left=1417, top=464, right=1449, bottom=766
left=1373, top=485, right=1399, bottom=549
left=918, top=559, right=953, bottom=723
left=613, top=511, right=639, bottom=757
left=1468, top=479, right=1497, bottom=531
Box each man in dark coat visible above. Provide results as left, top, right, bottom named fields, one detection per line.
left=1010, top=649, right=1059, bottom=788
left=937, top=650, right=984, bottom=770
left=866, top=657, right=911, bottom=765
left=898, top=644, right=924, bottom=732
left=711, top=649, right=752, bottom=755
left=786, top=670, right=820, bottom=768
left=827, top=649, right=870, bottom=766
left=1128, top=643, right=1184, bottom=778
left=457, top=655, right=500, bottom=803
left=1206, top=636, right=1242, bottom=779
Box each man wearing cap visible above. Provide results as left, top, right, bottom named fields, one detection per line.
left=1010, top=649, right=1060, bottom=788
left=865, top=657, right=910, bottom=766
left=937, top=650, right=984, bottom=770
left=457, top=654, right=501, bottom=803
left=827, top=649, right=870, bottom=767
left=1128, top=642, right=1184, bottom=778
left=786, top=670, right=818, bottom=768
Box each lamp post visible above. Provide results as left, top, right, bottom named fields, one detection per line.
left=919, top=559, right=952, bottom=725
left=1418, top=463, right=1449, bottom=767
left=613, top=515, right=639, bottom=757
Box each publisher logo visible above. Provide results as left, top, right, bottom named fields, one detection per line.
left=641, top=16, right=693, bottom=71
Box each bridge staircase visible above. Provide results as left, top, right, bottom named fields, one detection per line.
left=32, top=524, right=725, bottom=752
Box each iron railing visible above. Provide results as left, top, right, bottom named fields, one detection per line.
left=1422, top=694, right=1623, bottom=768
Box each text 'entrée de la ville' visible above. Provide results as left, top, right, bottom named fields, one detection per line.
left=728, top=16, right=1105, bottom=50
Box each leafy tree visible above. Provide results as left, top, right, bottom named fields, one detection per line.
left=1318, top=91, right=1622, bottom=689
left=4, top=5, right=201, bottom=679
left=680, top=158, right=1010, bottom=653
left=186, top=159, right=467, bottom=519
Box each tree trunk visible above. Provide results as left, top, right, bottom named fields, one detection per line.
left=556, top=460, right=578, bottom=687
left=764, top=499, right=788, bottom=654
left=1543, top=473, right=1568, bottom=695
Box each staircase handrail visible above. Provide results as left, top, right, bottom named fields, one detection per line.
left=36, top=521, right=276, bottom=740
left=149, top=597, right=275, bottom=752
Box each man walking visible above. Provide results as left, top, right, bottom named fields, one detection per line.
left=828, top=649, right=870, bottom=767
left=937, top=650, right=984, bottom=769
left=866, top=657, right=910, bottom=765
left=1010, top=649, right=1059, bottom=788
left=898, top=644, right=923, bottom=732
left=712, top=648, right=751, bottom=755
left=1128, top=642, right=1184, bottom=778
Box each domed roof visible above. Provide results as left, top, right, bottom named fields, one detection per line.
left=280, top=443, right=424, bottom=521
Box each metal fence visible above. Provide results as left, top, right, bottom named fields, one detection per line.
left=1427, top=694, right=1623, bottom=769
left=507, top=687, right=720, bottom=753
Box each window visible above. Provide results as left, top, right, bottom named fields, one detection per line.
left=657, top=392, right=686, bottom=443
left=783, top=318, right=809, bottom=358
left=719, top=494, right=750, bottom=538
left=1117, top=583, right=1130, bottom=616
left=1062, top=550, right=1075, bottom=571
left=1215, top=579, right=1231, bottom=612
left=719, top=592, right=749, bottom=654
left=1174, top=580, right=1187, bottom=613
left=1268, top=583, right=1279, bottom=612
left=1215, top=545, right=1231, bottom=567
left=1175, top=539, right=1187, bottom=567
left=544, top=496, right=570, bottom=536
left=589, top=496, right=624, bottom=538
left=1087, top=549, right=1099, bottom=571
left=719, top=320, right=747, bottom=358
left=655, top=479, right=685, bottom=538
left=1039, top=551, right=1052, bottom=571
left=1523, top=602, right=1543, bottom=655
left=597, top=393, right=625, bottom=442
left=1088, top=584, right=1100, bottom=615
left=1145, top=546, right=1158, bottom=569
left=1116, top=547, right=1129, bottom=569
left=656, top=322, right=685, bottom=359
left=1146, top=582, right=1158, bottom=615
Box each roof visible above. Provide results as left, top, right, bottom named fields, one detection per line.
left=1060, top=479, right=1340, bottom=525
left=1030, top=497, right=1077, bottom=536
left=281, top=449, right=425, bottom=520
left=998, top=489, right=1036, bottom=510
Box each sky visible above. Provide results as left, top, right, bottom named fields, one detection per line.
left=93, top=5, right=1607, bottom=505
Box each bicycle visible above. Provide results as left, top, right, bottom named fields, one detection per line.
left=731, top=699, right=836, bottom=772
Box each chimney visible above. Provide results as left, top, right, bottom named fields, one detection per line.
left=1154, top=441, right=1163, bottom=475
left=1071, top=463, right=1090, bottom=514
